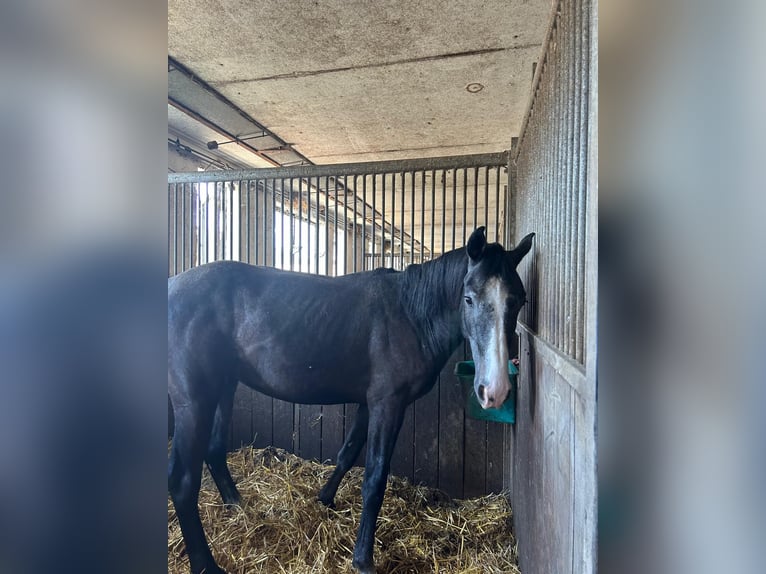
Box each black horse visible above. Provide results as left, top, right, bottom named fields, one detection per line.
left=168, top=227, right=534, bottom=574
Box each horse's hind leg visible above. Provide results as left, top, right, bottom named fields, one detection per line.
left=318, top=404, right=369, bottom=508
left=168, top=397, right=226, bottom=574
left=205, top=381, right=241, bottom=507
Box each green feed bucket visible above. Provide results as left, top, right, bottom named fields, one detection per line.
left=454, top=360, right=518, bottom=424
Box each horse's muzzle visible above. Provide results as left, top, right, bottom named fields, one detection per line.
left=475, top=379, right=510, bottom=410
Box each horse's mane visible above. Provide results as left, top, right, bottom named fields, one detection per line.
left=398, top=247, right=468, bottom=359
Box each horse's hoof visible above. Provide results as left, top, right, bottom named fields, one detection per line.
left=317, top=494, right=336, bottom=509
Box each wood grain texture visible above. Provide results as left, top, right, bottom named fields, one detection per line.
left=390, top=402, right=414, bottom=480
left=297, top=404, right=322, bottom=462
left=485, top=421, right=504, bottom=494
left=271, top=399, right=295, bottom=452
left=413, top=381, right=440, bottom=487
left=463, top=417, right=487, bottom=499
left=231, top=384, right=253, bottom=448
left=438, top=347, right=466, bottom=498
left=320, top=404, right=345, bottom=464
left=251, top=392, right=273, bottom=448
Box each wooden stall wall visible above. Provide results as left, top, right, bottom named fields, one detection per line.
left=168, top=154, right=515, bottom=499
left=503, top=1, right=597, bottom=573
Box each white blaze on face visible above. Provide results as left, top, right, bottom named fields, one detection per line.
left=477, top=277, right=510, bottom=409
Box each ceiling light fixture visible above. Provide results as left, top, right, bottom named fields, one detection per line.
left=466, top=83, right=484, bottom=93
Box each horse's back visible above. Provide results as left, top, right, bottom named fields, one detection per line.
left=167, top=261, right=403, bottom=404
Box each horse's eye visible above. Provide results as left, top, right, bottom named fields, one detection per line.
left=464, top=296, right=473, bottom=306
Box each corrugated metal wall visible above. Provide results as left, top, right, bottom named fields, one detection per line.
left=504, top=1, right=598, bottom=573
left=168, top=152, right=517, bottom=498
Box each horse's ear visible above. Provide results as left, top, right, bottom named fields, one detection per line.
left=509, top=232, right=535, bottom=265
left=467, top=227, right=487, bottom=262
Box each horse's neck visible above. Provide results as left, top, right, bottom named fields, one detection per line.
left=399, top=248, right=467, bottom=363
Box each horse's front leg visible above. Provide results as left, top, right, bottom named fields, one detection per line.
left=352, top=398, right=406, bottom=574
left=318, top=404, right=369, bottom=508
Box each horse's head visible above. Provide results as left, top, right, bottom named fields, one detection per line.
left=462, top=227, right=534, bottom=410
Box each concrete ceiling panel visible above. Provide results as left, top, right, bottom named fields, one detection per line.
left=169, top=0, right=552, bottom=164
left=214, top=46, right=539, bottom=163
left=169, top=0, right=550, bottom=83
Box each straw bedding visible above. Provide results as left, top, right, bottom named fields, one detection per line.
left=168, top=446, right=520, bottom=574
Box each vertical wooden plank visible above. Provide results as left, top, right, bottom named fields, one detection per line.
left=390, top=403, right=414, bottom=481
left=272, top=398, right=294, bottom=452
left=512, top=329, right=540, bottom=574
left=539, top=367, right=573, bottom=574
left=231, top=384, right=252, bottom=448
left=485, top=421, right=505, bottom=493
left=502, top=421, right=514, bottom=497
left=574, top=0, right=598, bottom=568
left=463, top=416, right=487, bottom=499
left=346, top=403, right=368, bottom=467
left=321, top=404, right=345, bottom=464
left=412, top=382, right=439, bottom=487
left=298, top=404, right=322, bottom=462
left=438, top=347, right=465, bottom=498
left=251, top=391, right=273, bottom=448
left=572, top=385, right=596, bottom=574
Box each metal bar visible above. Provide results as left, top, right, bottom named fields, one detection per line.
left=314, top=177, right=320, bottom=274
left=494, top=166, right=501, bottom=243
left=400, top=172, right=405, bottom=268
left=181, top=183, right=187, bottom=270
left=246, top=181, right=251, bottom=265
left=334, top=176, right=339, bottom=275
left=473, top=167, right=478, bottom=232
left=270, top=179, right=276, bottom=267
left=553, top=4, right=564, bottom=347
left=342, top=175, right=347, bottom=274
left=279, top=179, right=285, bottom=269
left=169, top=184, right=175, bottom=274
left=196, top=183, right=202, bottom=265
left=168, top=152, right=510, bottom=183
left=552, top=14, right=563, bottom=351
left=484, top=166, right=489, bottom=238
left=289, top=178, right=295, bottom=271
left=298, top=177, right=303, bottom=272
left=430, top=169, right=435, bottom=260
left=371, top=175, right=376, bottom=267
left=228, top=182, right=234, bottom=260
left=410, top=171, right=416, bottom=264
left=441, top=170, right=446, bottom=257
left=452, top=169, right=457, bottom=249
left=420, top=170, right=425, bottom=263
left=391, top=172, right=396, bottom=269
left=352, top=175, right=358, bottom=273
left=568, top=0, right=580, bottom=358
left=213, top=182, right=219, bottom=262
left=362, top=175, right=367, bottom=270
left=381, top=173, right=386, bottom=268
left=575, top=0, right=590, bottom=363
left=462, top=168, right=467, bottom=244
left=564, top=2, right=576, bottom=357
left=325, top=175, right=330, bottom=276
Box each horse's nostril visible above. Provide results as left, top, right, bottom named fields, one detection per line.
left=477, top=385, right=486, bottom=401
left=487, top=395, right=495, bottom=405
